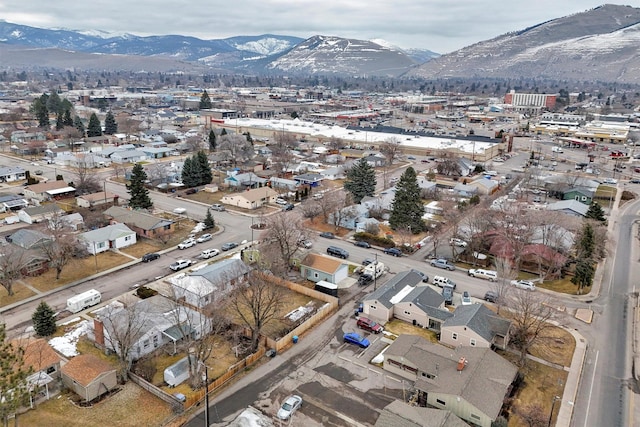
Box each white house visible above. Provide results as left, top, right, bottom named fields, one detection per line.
left=80, top=223, right=137, bottom=254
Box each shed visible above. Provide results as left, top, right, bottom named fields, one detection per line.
left=164, top=355, right=195, bottom=387
left=61, top=354, right=117, bottom=402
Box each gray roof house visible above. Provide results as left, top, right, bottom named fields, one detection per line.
left=362, top=270, right=452, bottom=331
left=361, top=188, right=396, bottom=213
left=375, top=401, right=468, bottom=427
left=453, top=182, right=478, bottom=197
left=8, top=229, right=53, bottom=250
left=440, top=304, right=512, bottom=350
left=0, top=166, right=27, bottom=183
left=224, top=172, right=267, bottom=189
left=383, top=335, right=518, bottom=427
left=110, top=149, right=147, bottom=164
left=0, top=194, right=28, bottom=212
left=170, top=258, right=251, bottom=308
left=80, top=223, right=137, bottom=255
left=17, top=204, right=63, bottom=224
left=103, top=206, right=175, bottom=239
left=546, top=199, right=589, bottom=217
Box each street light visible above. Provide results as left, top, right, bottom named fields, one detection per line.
left=548, top=395, right=560, bottom=427
left=199, top=360, right=210, bottom=427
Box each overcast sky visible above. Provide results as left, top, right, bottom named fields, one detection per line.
left=0, top=1, right=636, bottom=53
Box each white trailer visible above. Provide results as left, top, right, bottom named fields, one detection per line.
left=363, top=261, right=385, bottom=279
left=66, top=289, right=101, bottom=313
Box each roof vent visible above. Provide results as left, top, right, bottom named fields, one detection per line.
left=457, top=356, right=467, bottom=371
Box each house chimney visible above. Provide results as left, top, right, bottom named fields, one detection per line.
left=457, top=356, right=466, bottom=371
left=93, top=317, right=105, bottom=348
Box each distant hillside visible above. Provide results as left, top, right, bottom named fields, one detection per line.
left=407, top=4, right=640, bottom=84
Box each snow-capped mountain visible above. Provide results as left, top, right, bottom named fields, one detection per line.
left=369, top=38, right=440, bottom=63
left=408, top=4, right=640, bottom=84
left=267, top=35, right=417, bottom=77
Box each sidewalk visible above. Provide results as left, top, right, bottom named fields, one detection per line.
left=555, top=326, right=587, bottom=427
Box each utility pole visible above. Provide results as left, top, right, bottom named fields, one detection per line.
left=199, top=360, right=210, bottom=427
left=372, top=252, right=379, bottom=291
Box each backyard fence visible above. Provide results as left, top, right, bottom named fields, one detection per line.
left=129, top=372, right=185, bottom=412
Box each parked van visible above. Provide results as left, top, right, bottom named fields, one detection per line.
left=468, top=268, right=498, bottom=282
left=326, top=246, right=349, bottom=259
left=67, top=289, right=101, bottom=313
left=173, top=207, right=187, bottom=215
left=432, top=276, right=457, bottom=289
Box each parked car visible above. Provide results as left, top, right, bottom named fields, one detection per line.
left=211, top=204, right=225, bottom=212
left=449, top=238, right=467, bottom=248
left=178, top=238, right=196, bottom=249
left=357, top=317, right=384, bottom=334
left=275, top=198, right=288, bottom=205
left=442, top=285, right=454, bottom=305
left=320, top=231, right=336, bottom=239
left=221, top=242, right=238, bottom=251
left=383, top=247, right=402, bottom=257
left=354, top=241, right=371, bottom=248
left=34, top=169, right=43, bottom=175
left=411, top=269, right=429, bottom=283
left=169, top=259, right=192, bottom=271
left=277, top=394, right=303, bottom=420
left=484, top=291, right=499, bottom=303
left=461, top=291, right=472, bottom=305
left=407, top=155, right=416, bottom=160
left=468, top=268, right=498, bottom=282
left=297, top=239, right=313, bottom=249
left=362, top=258, right=375, bottom=266
left=358, top=273, right=373, bottom=286
left=201, top=248, right=220, bottom=259
left=282, top=203, right=295, bottom=211
left=141, top=252, right=160, bottom=262
left=430, top=259, right=455, bottom=271
left=511, top=279, right=536, bottom=291
left=326, top=246, right=349, bottom=259
left=343, top=332, right=370, bottom=348
left=196, top=233, right=213, bottom=243
left=432, top=275, right=456, bottom=289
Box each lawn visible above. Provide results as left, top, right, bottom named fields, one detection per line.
left=527, top=326, right=576, bottom=367
left=12, top=382, right=173, bottom=427
left=540, top=276, right=590, bottom=295
left=383, top=319, right=438, bottom=343
left=24, top=251, right=132, bottom=292
left=0, top=282, right=36, bottom=308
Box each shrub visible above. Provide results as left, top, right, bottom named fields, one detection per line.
left=353, top=232, right=395, bottom=248
left=136, top=286, right=158, bottom=299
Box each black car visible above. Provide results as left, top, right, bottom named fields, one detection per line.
left=141, top=252, right=160, bottom=262
left=631, top=179, right=640, bottom=184
left=358, top=273, right=373, bottom=286
left=282, top=203, right=295, bottom=211
left=320, top=232, right=336, bottom=239
left=383, top=247, right=403, bottom=257
left=354, top=241, right=371, bottom=248
left=484, top=291, right=499, bottom=303
left=411, top=269, right=429, bottom=283
left=221, top=242, right=238, bottom=251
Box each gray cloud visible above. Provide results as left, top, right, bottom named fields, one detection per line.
left=0, top=0, right=630, bottom=53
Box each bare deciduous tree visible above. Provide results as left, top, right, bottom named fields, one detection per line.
left=379, top=137, right=402, bottom=165
left=71, top=156, right=101, bottom=194
left=39, top=214, right=87, bottom=280
left=508, top=290, right=557, bottom=366
left=261, top=212, right=306, bottom=272
left=229, top=271, right=284, bottom=352
left=492, top=257, right=516, bottom=314
left=0, top=245, right=28, bottom=296
left=329, top=192, right=356, bottom=230
left=218, top=134, right=254, bottom=167
left=518, top=403, right=549, bottom=427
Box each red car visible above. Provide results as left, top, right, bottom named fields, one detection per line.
left=357, top=317, right=384, bottom=334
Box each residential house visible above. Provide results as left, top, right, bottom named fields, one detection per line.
left=362, top=270, right=452, bottom=331
left=17, top=204, right=63, bottom=224
left=424, top=201, right=443, bottom=216
left=224, top=172, right=267, bottom=189
left=23, top=181, right=75, bottom=202
left=440, top=304, right=512, bottom=350
left=294, top=172, right=324, bottom=187
left=361, top=188, right=396, bottom=213
left=61, top=354, right=118, bottom=402
left=139, top=146, right=174, bottom=159
left=383, top=335, right=518, bottom=427
left=103, top=206, right=175, bottom=239
left=453, top=182, right=478, bottom=197
left=76, top=191, right=119, bottom=209
left=59, top=212, right=84, bottom=231
left=300, top=253, right=349, bottom=284
left=375, top=401, right=468, bottom=427
left=269, top=177, right=299, bottom=191
left=319, top=166, right=346, bottom=180
left=363, top=154, right=386, bottom=168
left=0, top=166, right=26, bottom=183
left=458, top=158, right=474, bottom=177
left=0, top=194, right=28, bottom=212
left=468, top=177, right=499, bottom=195
left=417, top=177, right=437, bottom=193
left=94, top=295, right=212, bottom=360
left=220, top=187, right=278, bottom=210
left=80, top=223, right=137, bottom=254
left=170, top=258, right=251, bottom=309
left=553, top=187, right=595, bottom=205
left=110, top=149, right=147, bottom=164
left=328, top=204, right=369, bottom=230
left=22, top=338, right=62, bottom=403
left=546, top=200, right=589, bottom=217
left=8, top=228, right=52, bottom=250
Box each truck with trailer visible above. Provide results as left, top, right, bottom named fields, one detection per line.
left=66, top=289, right=101, bottom=313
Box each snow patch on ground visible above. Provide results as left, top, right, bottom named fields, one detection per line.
left=48, top=320, right=91, bottom=357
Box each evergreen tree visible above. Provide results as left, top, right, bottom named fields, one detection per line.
left=344, top=158, right=376, bottom=203
left=199, top=90, right=212, bottom=109
left=585, top=202, right=606, bottom=222
left=32, top=301, right=57, bottom=337
left=0, top=324, right=32, bottom=426
left=46, top=90, right=62, bottom=114
left=204, top=209, right=215, bottom=229
left=74, top=116, right=85, bottom=136
left=245, top=132, right=253, bottom=145
left=55, top=113, right=64, bottom=131
left=31, top=95, right=49, bottom=128
left=221, top=128, right=227, bottom=136
left=196, top=151, right=213, bottom=185
left=389, top=167, right=426, bottom=232
left=87, top=113, right=102, bottom=137
left=208, top=129, right=217, bottom=151
left=63, top=109, right=73, bottom=127
left=104, top=111, right=118, bottom=135
left=572, top=258, right=595, bottom=292
left=181, top=156, right=199, bottom=187
left=127, top=163, right=153, bottom=210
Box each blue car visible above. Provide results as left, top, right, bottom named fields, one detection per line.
left=343, top=332, right=370, bottom=348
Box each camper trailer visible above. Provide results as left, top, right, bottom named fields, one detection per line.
left=362, top=261, right=385, bottom=279
left=66, top=289, right=101, bottom=313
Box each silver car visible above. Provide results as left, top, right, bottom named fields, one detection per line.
left=277, top=394, right=302, bottom=420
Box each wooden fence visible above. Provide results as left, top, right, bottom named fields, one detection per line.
left=129, top=372, right=185, bottom=412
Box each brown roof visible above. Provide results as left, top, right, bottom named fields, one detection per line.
left=301, top=253, right=345, bottom=274
left=25, top=180, right=69, bottom=194
left=22, top=338, right=61, bottom=371
left=61, top=354, right=116, bottom=387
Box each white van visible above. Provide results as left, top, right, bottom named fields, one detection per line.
left=67, top=289, right=101, bottom=313
left=173, top=207, right=187, bottom=215
left=552, top=146, right=564, bottom=153
left=432, top=276, right=457, bottom=289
